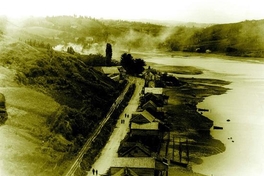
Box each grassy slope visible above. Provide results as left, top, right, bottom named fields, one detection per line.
left=0, top=35, right=122, bottom=175
left=0, top=16, right=262, bottom=175
left=0, top=63, right=63, bottom=176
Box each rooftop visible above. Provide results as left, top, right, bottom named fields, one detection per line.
left=101, top=66, right=120, bottom=74
left=131, top=110, right=159, bottom=123
left=111, top=157, right=155, bottom=168
left=131, top=122, right=159, bottom=130
left=144, top=87, right=163, bottom=95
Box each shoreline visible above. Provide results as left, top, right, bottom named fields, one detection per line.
left=149, top=64, right=231, bottom=175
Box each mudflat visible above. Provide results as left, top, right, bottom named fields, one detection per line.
left=149, top=63, right=230, bottom=175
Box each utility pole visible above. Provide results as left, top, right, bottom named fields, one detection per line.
left=172, top=135, right=175, bottom=160
left=186, top=139, right=190, bottom=164
left=179, top=138, right=182, bottom=163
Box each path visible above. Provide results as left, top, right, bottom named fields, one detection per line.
left=64, top=78, right=133, bottom=176
left=87, top=77, right=144, bottom=176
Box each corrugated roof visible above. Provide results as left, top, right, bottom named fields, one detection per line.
left=111, top=157, right=155, bottom=168
left=131, top=122, right=159, bottom=130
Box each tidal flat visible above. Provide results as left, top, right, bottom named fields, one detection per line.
left=152, top=63, right=231, bottom=175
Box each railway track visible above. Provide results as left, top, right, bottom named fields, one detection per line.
left=64, top=82, right=131, bottom=176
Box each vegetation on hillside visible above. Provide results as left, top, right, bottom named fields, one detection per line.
left=0, top=14, right=263, bottom=175
left=4, top=15, right=264, bottom=58
left=79, top=84, right=136, bottom=174
left=161, top=20, right=264, bottom=57
left=0, top=41, right=124, bottom=150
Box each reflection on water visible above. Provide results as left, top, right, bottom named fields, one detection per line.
left=146, top=56, right=264, bottom=176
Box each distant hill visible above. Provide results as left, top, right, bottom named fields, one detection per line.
left=130, top=18, right=214, bottom=27
left=2, top=15, right=264, bottom=58
left=162, top=19, right=264, bottom=57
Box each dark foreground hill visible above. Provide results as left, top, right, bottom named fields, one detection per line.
left=0, top=40, right=124, bottom=147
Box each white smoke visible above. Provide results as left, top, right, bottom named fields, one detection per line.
left=53, top=42, right=105, bottom=55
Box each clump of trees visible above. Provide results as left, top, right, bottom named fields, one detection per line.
left=25, top=39, right=52, bottom=49
left=105, top=43, right=112, bottom=66
left=67, top=46, right=75, bottom=54
left=120, top=53, right=146, bottom=75
left=78, top=54, right=106, bottom=66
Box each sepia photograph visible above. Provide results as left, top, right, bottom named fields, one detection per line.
left=0, top=0, right=264, bottom=176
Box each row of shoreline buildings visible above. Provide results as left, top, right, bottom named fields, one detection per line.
left=100, top=66, right=172, bottom=176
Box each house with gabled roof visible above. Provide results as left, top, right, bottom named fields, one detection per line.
left=130, top=110, right=160, bottom=124
left=142, top=93, right=168, bottom=107
left=143, top=66, right=161, bottom=88
left=141, top=100, right=165, bottom=119
left=129, top=109, right=170, bottom=152
left=118, top=142, right=152, bottom=157
left=106, top=157, right=168, bottom=176
left=112, top=167, right=139, bottom=176
left=129, top=110, right=168, bottom=147
left=142, top=100, right=157, bottom=112
left=129, top=110, right=169, bottom=133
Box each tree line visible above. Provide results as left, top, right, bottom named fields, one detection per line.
left=25, top=39, right=52, bottom=49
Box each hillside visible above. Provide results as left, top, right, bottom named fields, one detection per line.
left=162, top=19, right=264, bottom=57
left=0, top=15, right=263, bottom=175
left=0, top=39, right=122, bottom=132
left=3, top=16, right=264, bottom=57
left=0, top=36, right=125, bottom=175
left=2, top=16, right=166, bottom=54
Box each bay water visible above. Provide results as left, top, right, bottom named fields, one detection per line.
left=145, top=55, right=264, bottom=176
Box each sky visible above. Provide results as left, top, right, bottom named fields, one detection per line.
left=1, top=0, right=264, bottom=23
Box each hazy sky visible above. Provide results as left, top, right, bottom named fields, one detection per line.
left=1, top=0, right=264, bottom=23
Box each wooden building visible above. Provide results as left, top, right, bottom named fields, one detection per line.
left=107, top=157, right=168, bottom=176
left=118, top=142, right=152, bottom=157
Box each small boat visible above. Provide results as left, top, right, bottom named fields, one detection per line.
left=197, top=108, right=209, bottom=112
left=226, top=119, right=230, bottom=122
left=213, top=126, right=223, bottom=130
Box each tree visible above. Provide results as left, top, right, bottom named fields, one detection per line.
left=67, top=46, right=75, bottom=54
left=134, top=58, right=146, bottom=74
left=120, top=53, right=145, bottom=75
left=105, top=43, right=112, bottom=66
left=79, top=54, right=106, bottom=66
left=120, top=53, right=133, bottom=73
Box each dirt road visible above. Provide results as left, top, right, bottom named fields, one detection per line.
left=87, top=77, right=144, bottom=176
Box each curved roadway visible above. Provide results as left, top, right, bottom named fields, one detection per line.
left=64, top=77, right=144, bottom=176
